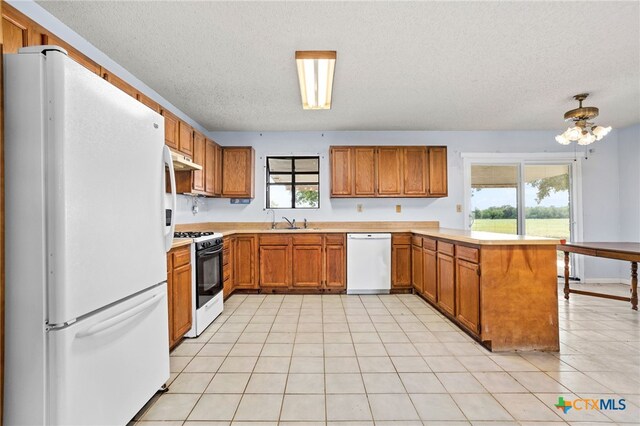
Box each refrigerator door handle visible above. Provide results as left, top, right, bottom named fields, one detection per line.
left=163, top=145, right=177, bottom=252
left=76, top=294, right=163, bottom=338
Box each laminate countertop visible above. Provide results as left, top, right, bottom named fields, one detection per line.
left=171, top=238, right=193, bottom=249
left=181, top=226, right=560, bottom=246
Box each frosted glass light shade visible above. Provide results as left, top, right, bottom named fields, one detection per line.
left=555, top=134, right=571, bottom=145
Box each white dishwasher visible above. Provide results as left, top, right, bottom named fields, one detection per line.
left=347, top=233, right=392, bottom=294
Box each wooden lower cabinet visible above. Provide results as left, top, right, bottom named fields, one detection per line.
left=411, top=244, right=423, bottom=294
left=259, top=244, right=291, bottom=287
left=223, top=237, right=234, bottom=299
left=456, top=258, right=480, bottom=334
left=325, top=241, right=346, bottom=289
left=292, top=245, right=323, bottom=287
left=234, top=235, right=257, bottom=289
left=437, top=252, right=455, bottom=315
left=257, top=234, right=345, bottom=291
left=167, top=245, right=192, bottom=349
left=422, top=246, right=437, bottom=303
left=392, top=234, right=412, bottom=290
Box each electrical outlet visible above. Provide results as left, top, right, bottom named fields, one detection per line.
left=396, top=204, right=402, bottom=213
left=456, top=204, right=462, bottom=213
left=357, top=204, right=363, bottom=213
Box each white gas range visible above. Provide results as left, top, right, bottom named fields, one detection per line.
left=174, top=231, right=224, bottom=337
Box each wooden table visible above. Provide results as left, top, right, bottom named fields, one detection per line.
left=557, top=242, right=639, bottom=310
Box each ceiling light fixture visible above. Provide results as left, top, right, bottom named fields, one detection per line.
left=555, top=93, right=611, bottom=146
left=295, top=51, right=336, bottom=110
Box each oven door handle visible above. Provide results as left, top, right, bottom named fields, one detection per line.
left=198, top=246, right=223, bottom=256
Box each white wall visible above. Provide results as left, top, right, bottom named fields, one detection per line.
left=616, top=124, right=640, bottom=281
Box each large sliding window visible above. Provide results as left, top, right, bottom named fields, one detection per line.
left=464, top=154, right=580, bottom=277
left=266, top=156, right=320, bottom=209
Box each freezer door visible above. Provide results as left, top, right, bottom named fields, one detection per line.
left=48, top=284, right=170, bottom=426
left=45, top=51, right=167, bottom=324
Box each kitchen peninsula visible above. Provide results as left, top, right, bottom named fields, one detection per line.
left=176, top=222, right=560, bottom=352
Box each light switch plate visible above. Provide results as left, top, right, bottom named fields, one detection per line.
left=357, top=204, right=363, bottom=212
left=456, top=204, right=462, bottom=212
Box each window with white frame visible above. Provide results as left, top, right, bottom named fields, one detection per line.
left=265, top=156, right=320, bottom=209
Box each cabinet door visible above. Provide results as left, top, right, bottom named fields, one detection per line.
left=234, top=236, right=256, bottom=288
left=330, top=147, right=353, bottom=196
left=178, top=121, right=194, bottom=158
left=392, top=245, right=412, bottom=289
left=161, top=110, right=179, bottom=151
left=377, top=147, right=403, bottom=196
left=437, top=253, right=455, bottom=315
left=354, top=147, right=376, bottom=196
left=403, top=147, right=428, bottom=196
left=222, top=147, right=255, bottom=198
left=428, top=147, right=448, bottom=197
left=456, top=259, right=480, bottom=334
left=214, top=144, right=223, bottom=196
left=325, top=244, right=345, bottom=288
left=192, top=131, right=206, bottom=192
left=2, top=5, right=32, bottom=54
left=411, top=244, right=423, bottom=294
left=166, top=253, right=174, bottom=346
left=223, top=237, right=234, bottom=298
left=292, top=245, right=323, bottom=287
left=259, top=245, right=291, bottom=287
left=422, top=248, right=437, bottom=303
left=204, top=139, right=216, bottom=195
left=171, top=263, right=192, bottom=345
left=137, top=93, right=161, bottom=113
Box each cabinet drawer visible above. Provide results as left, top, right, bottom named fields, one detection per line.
left=260, top=234, right=291, bottom=245
left=325, top=234, right=345, bottom=245
left=456, top=245, right=479, bottom=263
left=393, top=234, right=411, bottom=245
left=422, top=237, right=437, bottom=251
left=173, top=246, right=191, bottom=268
left=437, top=241, right=455, bottom=256
left=411, top=236, right=423, bottom=247
left=293, top=234, right=323, bottom=245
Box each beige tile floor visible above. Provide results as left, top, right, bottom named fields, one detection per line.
left=133, top=282, right=640, bottom=425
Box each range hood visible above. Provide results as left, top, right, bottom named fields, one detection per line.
left=171, top=150, right=202, bottom=171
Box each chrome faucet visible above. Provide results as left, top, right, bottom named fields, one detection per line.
left=304, top=218, right=308, bottom=229
left=282, top=216, right=297, bottom=229
left=267, top=209, right=276, bottom=229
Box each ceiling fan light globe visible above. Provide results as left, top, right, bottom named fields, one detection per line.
left=555, top=134, right=571, bottom=145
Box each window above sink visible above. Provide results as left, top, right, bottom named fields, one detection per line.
left=266, top=156, right=320, bottom=209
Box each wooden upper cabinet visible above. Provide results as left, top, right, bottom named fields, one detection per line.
left=213, top=144, right=223, bottom=196
left=178, top=121, right=194, bottom=158
left=42, top=33, right=101, bottom=76
left=377, top=147, right=403, bottom=196
left=330, top=145, right=447, bottom=198
left=192, top=131, right=206, bottom=192
left=2, top=5, right=33, bottom=54
left=222, top=147, right=255, bottom=198
left=137, top=93, right=161, bottom=113
left=428, top=146, right=448, bottom=197
left=354, top=147, right=376, bottom=196
left=204, top=139, right=216, bottom=196
left=403, top=147, right=428, bottom=196
left=234, top=235, right=256, bottom=288
left=102, top=70, right=138, bottom=98
left=330, top=147, right=353, bottom=196
left=161, top=110, right=179, bottom=150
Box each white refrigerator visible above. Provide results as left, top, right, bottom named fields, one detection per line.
left=4, top=46, right=177, bottom=425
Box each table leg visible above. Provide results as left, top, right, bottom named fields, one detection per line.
left=563, top=251, right=570, bottom=300
left=631, top=261, right=638, bottom=311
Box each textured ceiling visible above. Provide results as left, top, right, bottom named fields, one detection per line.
left=38, top=1, right=640, bottom=132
